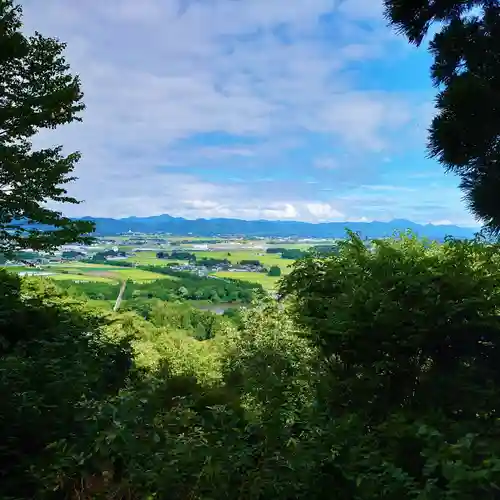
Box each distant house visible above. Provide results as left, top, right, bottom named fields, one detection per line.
left=191, top=244, right=209, bottom=251
left=18, top=271, right=55, bottom=277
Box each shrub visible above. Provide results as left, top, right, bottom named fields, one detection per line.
left=268, top=265, right=281, bottom=277
left=282, top=231, right=500, bottom=498
left=0, top=272, right=134, bottom=499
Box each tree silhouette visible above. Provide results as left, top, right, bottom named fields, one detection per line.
left=384, top=0, right=500, bottom=232
left=0, top=0, right=94, bottom=255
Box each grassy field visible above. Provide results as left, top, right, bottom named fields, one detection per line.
left=266, top=243, right=315, bottom=250
left=214, top=271, right=282, bottom=290
left=121, top=248, right=295, bottom=273
left=48, top=274, right=115, bottom=282
left=120, top=251, right=184, bottom=266
left=110, top=268, right=176, bottom=281
left=40, top=263, right=174, bottom=283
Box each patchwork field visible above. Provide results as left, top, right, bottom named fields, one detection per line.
left=120, top=248, right=296, bottom=273
left=3, top=239, right=316, bottom=290
left=48, top=274, right=115, bottom=282
left=191, top=250, right=290, bottom=268
left=120, top=251, right=185, bottom=266
left=214, top=271, right=282, bottom=290
left=9, top=262, right=175, bottom=283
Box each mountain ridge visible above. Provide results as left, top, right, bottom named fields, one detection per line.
left=83, top=214, right=479, bottom=239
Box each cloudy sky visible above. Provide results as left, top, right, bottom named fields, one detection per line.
left=21, top=0, right=477, bottom=226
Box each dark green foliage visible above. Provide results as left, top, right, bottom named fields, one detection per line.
left=156, top=250, right=197, bottom=261
left=44, top=302, right=331, bottom=500
left=131, top=299, right=228, bottom=340
left=195, top=257, right=230, bottom=267
left=266, top=247, right=332, bottom=259
left=239, top=259, right=262, bottom=267
left=89, top=250, right=127, bottom=263
left=5, top=233, right=500, bottom=498
left=0, top=271, right=133, bottom=499
left=98, top=258, right=134, bottom=267
left=0, top=0, right=94, bottom=255
left=384, top=0, right=500, bottom=232
left=61, top=250, right=85, bottom=259
left=281, top=248, right=308, bottom=259
left=268, top=265, right=281, bottom=276
left=311, top=244, right=339, bottom=255
left=265, top=247, right=283, bottom=254
left=223, top=306, right=244, bottom=328
left=282, top=231, right=500, bottom=497
left=56, top=266, right=261, bottom=304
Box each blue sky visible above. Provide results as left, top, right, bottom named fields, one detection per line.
left=22, top=0, right=478, bottom=226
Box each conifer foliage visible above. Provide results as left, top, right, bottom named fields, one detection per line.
left=384, top=0, right=500, bottom=231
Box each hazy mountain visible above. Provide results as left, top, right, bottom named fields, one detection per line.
left=81, top=215, right=478, bottom=240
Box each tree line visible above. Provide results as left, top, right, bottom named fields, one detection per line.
left=57, top=268, right=260, bottom=304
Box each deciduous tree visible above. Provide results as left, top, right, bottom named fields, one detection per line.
left=0, top=0, right=94, bottom=255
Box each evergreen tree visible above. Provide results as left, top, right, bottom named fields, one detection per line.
left=0, top=0, right=94, bottom=255
left=268, top=265, right=282, bottom=277
left=384, top=0, right=500, bottom=231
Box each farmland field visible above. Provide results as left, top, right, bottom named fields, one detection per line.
left=214, top=271, right=281, bottom=290
left=191, top=250, right=288, bottom=267
left=9, top=262, right=176, bottom=283
left=48, top=274, right=115, bottom=282
left=110, top=268, right=177, bottom=281
left=120, top=251, right=185, bottom=266
left=120, top=248, right=296, bottom=272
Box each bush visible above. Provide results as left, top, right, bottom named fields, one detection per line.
left=282, top=231, right=500, bottom=498
left=239, top=259, right=261, bottom=267
left=0, top=272, right=134, bottom=499
left=268, top=265, right=282, bottom=277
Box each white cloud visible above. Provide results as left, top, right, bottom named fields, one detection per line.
left=431, top=219, right=453, bottom=226
left=18, top=0, right=472, bottom=224
left=305, top=203, right=344, bottom=220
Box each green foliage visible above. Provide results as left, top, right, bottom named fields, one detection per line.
left=281, top=248, right=308, bottom=259
left=44, top=301, right=331, bottom=500
left=5, top=233, right=500, bottom=498
left=196, top=256, right=230, bottom=267
left=56, top=267, right=260, bottom=304
left=0, top=270, right=133, bottom=499
left=384, top=0, right=500, bottom=232
left=282, top=231, right=500, bottom=497
left=311, top=244, right=339, bottom=255
left=141, top=299, right=230, bottom=340
left=267, top=264, right=282, bottom=277
left=156, top=250, right=196, bottom=261
left=61, top=250, right=85, bottom=259
left=88, top=250, right=127, bottom=263
left=0, top=0, right=94, bottom=255
left=239, top=259, right=262, bottom=267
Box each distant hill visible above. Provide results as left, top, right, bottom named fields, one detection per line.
left=78, top=214, right=478, bottom=240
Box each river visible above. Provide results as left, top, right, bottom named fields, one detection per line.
left=194, top=302, right=241, bottom=315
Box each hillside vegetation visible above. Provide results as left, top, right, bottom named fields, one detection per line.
left=3, top=232, right=500, bottom=499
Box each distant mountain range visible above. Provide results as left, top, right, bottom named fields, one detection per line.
left=79, top=214, right=479, bottom=240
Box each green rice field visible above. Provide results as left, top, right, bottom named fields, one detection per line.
left=7, top=262, right=174, bottom=283
left=123, top=248, right=295, bottom=272
left=48, top=274, right=115, bottom=282
left=214, top=271, right=282, bottom=290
